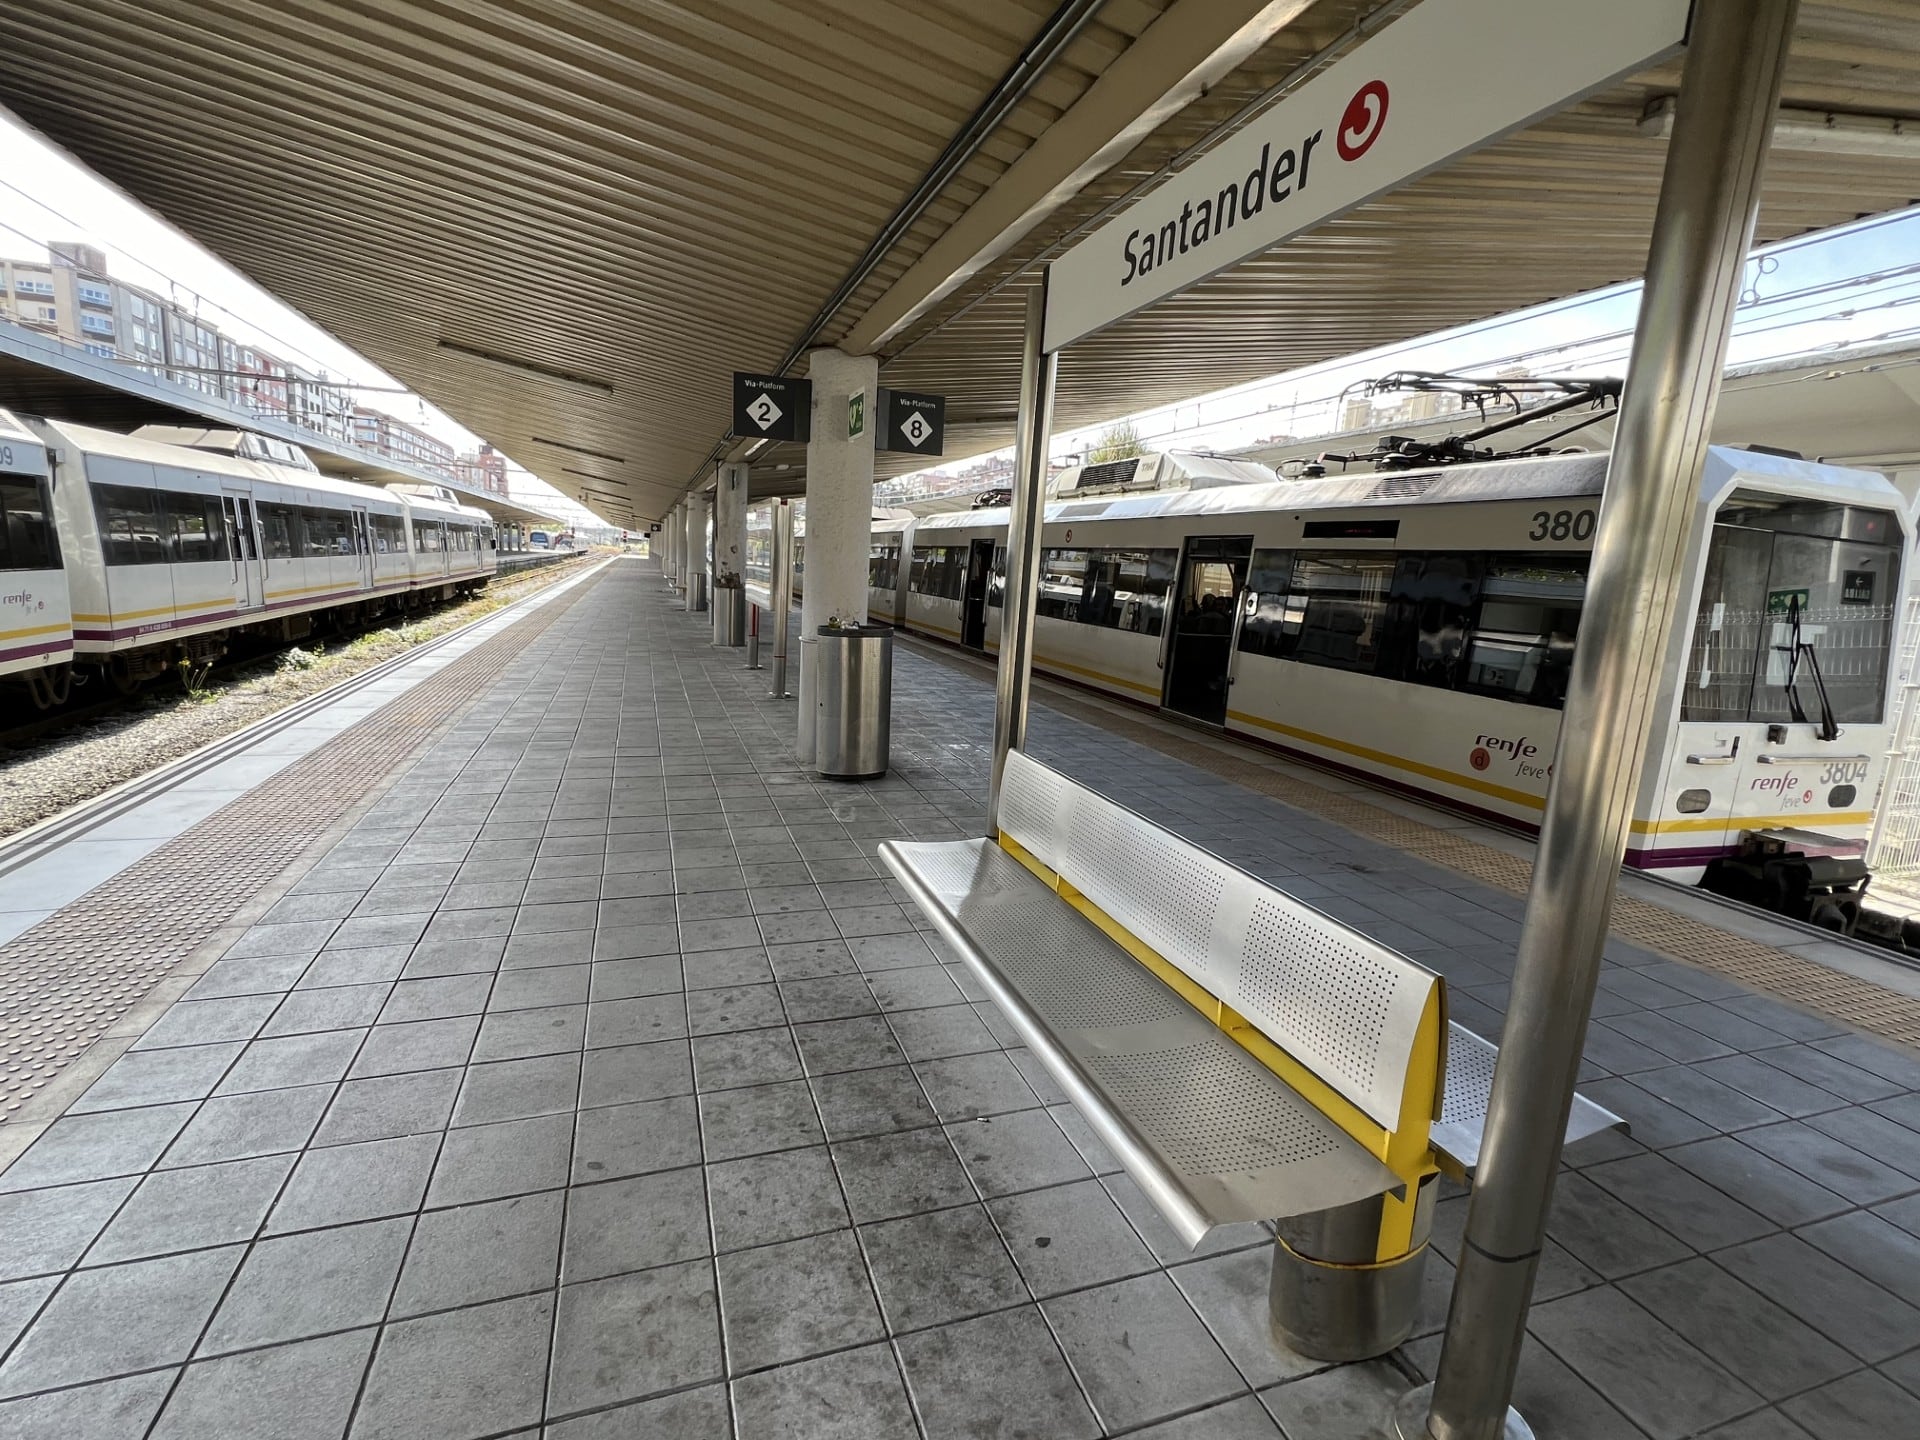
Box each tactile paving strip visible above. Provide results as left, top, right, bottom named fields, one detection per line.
left=0, top=569, right=605, bottom=1121
left=906, top=638, right=1920, bottom=1051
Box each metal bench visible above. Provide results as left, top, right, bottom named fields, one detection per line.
left=880, top=751, right=1621, bottom=1361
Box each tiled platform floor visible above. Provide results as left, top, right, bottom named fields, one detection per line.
left=2, top=558, right=1918, bottom=1438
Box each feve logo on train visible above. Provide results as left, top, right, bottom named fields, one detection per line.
left=1471, top=733, right=1551, bottom=782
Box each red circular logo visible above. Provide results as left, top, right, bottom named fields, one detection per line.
left=1470, top=747, right=1491, bottom=772
left=1337, top=80, right=1390, bottom=162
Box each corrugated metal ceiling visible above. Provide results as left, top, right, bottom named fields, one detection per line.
left=1, top=0, right=1917, bottom=522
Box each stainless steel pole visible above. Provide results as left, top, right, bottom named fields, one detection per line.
left=1408, top=4, right=1799, bottom=1438
left=770, top=498, right=794, bottom=700
left=988, top=277, right=1059, bottom=831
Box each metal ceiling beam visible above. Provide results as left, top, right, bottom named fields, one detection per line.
left=838, top=0, right=1320, bottom=356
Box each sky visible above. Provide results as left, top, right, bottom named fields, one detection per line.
left=5, top=100, right=1920, bottom=517
left=888, top=206, right=1920, bottom=488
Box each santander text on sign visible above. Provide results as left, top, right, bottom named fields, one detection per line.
left=1042, top=0, right=1689, bottom=353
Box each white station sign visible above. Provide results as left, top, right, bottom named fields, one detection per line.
left=1044, top=0, right=1690, bottom=354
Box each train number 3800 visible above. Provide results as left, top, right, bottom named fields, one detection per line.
left=1528, top=509, right=1598, bottom=542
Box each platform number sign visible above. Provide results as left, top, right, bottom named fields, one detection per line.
left=731, top=373, right=811, bottom=443
left=877, top=389, right=945, bottom=456
left=1843, top=570, right=1876, bottom=606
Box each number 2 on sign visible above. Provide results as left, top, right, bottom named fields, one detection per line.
left=1529, top=509, right=1597, bottom=543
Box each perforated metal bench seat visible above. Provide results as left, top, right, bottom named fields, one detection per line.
left=885, top=836, right=1405, bottom=1244
left=881, top=753, right=1624, bottom=1260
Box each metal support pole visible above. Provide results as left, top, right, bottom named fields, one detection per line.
left=988, top=279, right=1059, bottom=831
left=1405, top=5, right=1798, bottom=1438
left=770, top=498, right=794, bottom=699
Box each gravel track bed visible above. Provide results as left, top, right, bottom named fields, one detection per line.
left=0, top=554, right=594, bottom=839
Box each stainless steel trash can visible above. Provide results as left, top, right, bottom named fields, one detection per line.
left=815, top=624, right=892, bottom=779
left=712, top=585, right=745, bottom=646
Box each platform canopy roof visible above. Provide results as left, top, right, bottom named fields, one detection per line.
left=5, top=0, right=1918, bottom=526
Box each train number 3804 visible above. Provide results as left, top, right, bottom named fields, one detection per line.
left=1529, top=509, right=1598, bottom=542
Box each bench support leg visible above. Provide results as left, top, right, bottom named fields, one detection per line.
left=1269, top=1180, right=1436, bottom=1362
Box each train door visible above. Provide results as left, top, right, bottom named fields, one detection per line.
left=962, top=538, right=994, bottom=649
left=350, top=506, right=375, bottom=591
left=1162, top=535, right=1253, bottom=725
left=221, top=487, right=263, bottom=612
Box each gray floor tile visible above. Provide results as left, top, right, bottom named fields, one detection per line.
left=989, top=1176, right=1159, bottom=1298
left=1583, top=1152, right=1775, bottom=1252
left=579, top=1039, right=692, bottom=1107
left=717, top=1229, right=883, bottom=1372
left=389, top=1189, right=562, bottom=1317
left=1527, top=1284, right=1767, bottom=1438
left=71, top=1043, right=242, bottom=1113
left=1739, top=1120, right=1917, bottom=1206
left=833, top=1125, right=975, bottom=1225
left=215, top=1030, right=362, bottom=1095
left=792, top=1015, right=904, bottom=1075
left=0, top=1176, right=138, bottom=1279
left=202, top=1216, right=410, bottom=1354
left=897, top=1304, right=1099, bottom=1440
left=861, top=1203, right=1027, bottom=1331
left=1541, top=1171, right=1692, bottom=1278
left=707, top=1144, right=849, bottom=1251
left=948, top=1109, right=1091, bottom=1199
left=350, top=1015, right=480, bottom=1077
left=0, top=1275, right=55, bottom=1355
left=699, top=1078, right=825, bottom=1161
left=454, top=1051, right=582, bottom=1126
left=1663, top=1136, right=1852, bottom=1228
left=1780, top=1369, right=1920, bottom=1440
left=1172, top=1246, right=1332, bottom=1389
left=0, top=1245, right=243, bottom=1397
left=728, top=1342, right=916, bottom=1440
left=914, top=1052, right=1038, bottom=1121
left=155, top=1328, right=376, bottom=1440
left=163, top=1086, right=331, bottom=1168
left=84, top=1153, right=292, bottom=1265
left=1259, top=1359, right=1409, bottom=1440
left=265, top=983, right=391, bottom=1036
left=811, top=1064, right=938, bottom=1141
left=351, top=1292, right=553, bottom=1440
left=548, top=1260, right=721, bottom=1414
left=682, top=945, right=775, bottom=990
left=691, top=1027, right=803, bottom=1089
left=1717, top=1231, right=1920, bottom=1362
left=588, top=955, right=682, bottom=1002
left=562, top=1167, right=709, bottom=1283
left=1129, top=1394, right=1285, bottom=1438
left=132, top=994, right=279, bottom=1051
left=426, top=1112, right=570, bottom=1207
left=571, top=1093, right=700, bottom=1182
left=0, top=1371, right=175, bottom=1440
left=585, top=994, right=687, bottom=1049
left=314, top=1067, right=461, bottom=1147
left=544, top=1385, right=730, bottom=1438
left=1798, top=1209, right=1920, bottom=1308
left=471, top=1004, right=586, bottom=1063
left=1619, top=1258, right=1856, bottom=1400
left=267, top=1131, right=438, bottom=1232
left=1045, top=1272, right=1245, bottom=1431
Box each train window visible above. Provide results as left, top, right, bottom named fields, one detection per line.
left=1079, top=548, right=1176, bottom=635
left=1676, top=789, right=1712, bottom=814
left=1260, top=551, right=1396, bottom=674
left=299, top=507, right=351, bottom=557
left=1683, top=519, right=1900, bottom=726
left=986, top=545, right=1006, bottom=608
left=1377, top=553, right=1483, bottom=688
left=0, top=475, right=60, bottom=571
left=370, top=513, right=408, bottom=554
left=1461, top=557, right=1586, bottom=707
left=1236, top=549, right=1297, bottom=659
left=260, top=502, right=298, bottom=560
left=867, top=543, right=899, bottom=591
left=1034, top=547, right=1088, bottom=620
left=909, top=544, right=966, bottom=601
left=92, top=483, right=170, bottom=566
left=165, top=491, right=228, bottom=563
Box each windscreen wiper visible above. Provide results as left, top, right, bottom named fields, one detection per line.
left=1780, top=596, right=1841, bottom=741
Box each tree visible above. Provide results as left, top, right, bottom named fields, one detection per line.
left=1085, top=420, right=1146, bottom=463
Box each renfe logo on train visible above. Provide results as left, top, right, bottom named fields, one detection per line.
left=1043, top=0, right=1689, bottom=352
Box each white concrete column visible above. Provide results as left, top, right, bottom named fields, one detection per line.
left=665, top=502, right=680, bottom=585
left=713, top=461, right=749, bottom=645
left=795, top=346, right=878, bottom=763
left=685, top=492, right=710, bottom=611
